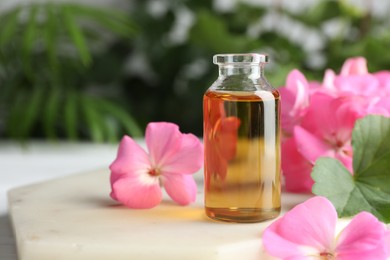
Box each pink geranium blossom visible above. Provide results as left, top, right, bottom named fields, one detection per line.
left=109, top=122, right=203, bottom=209
left=297, top=93, right=368, bottom=171
left=263, top=196, right=390, bottom=260
left=281, top=57, right=390, bottom=193
left=282, top=92, right=368, bottom=192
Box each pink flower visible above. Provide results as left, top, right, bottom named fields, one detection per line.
left=263, top=196, right=389, bottom=260
left=299, top=93, right=368, bottom=168
left=279, top=70, right=310, bottom=136
left=282, top=93, right=367, bottom=192
left=334, top=74, right=380, bottom=97
left=323, top=57, right=380, bottom=97
left=109, top=122, right=203, bottom=209
left=324, top=57, right=390, bottom=120
left=280, top=57, right=390, bottom=193
left=322, top=58, right=390, bottom=114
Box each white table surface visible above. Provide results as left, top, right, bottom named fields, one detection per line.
left=0, top=140, right=327, bottom=260
left=0, top=141, right=120, bottom=260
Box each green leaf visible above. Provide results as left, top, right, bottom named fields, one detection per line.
left=312, top=115, right=390, bottom=223
left=43, top=88, right=61, bottom=140
left=64, top=3, right=137, bottom=38
left=7, top=85, right=45, bottom=140
left=22, top=5, right=39, bottom=76
left=44, top=3, right=59, bottom=77
left=189, top=10, right=255, bottom=53
left=81, top=96, right=106, bottom=142
left=339, top=0, right=366, bottom=18
left=62, top=6, right=92, bottom=66
left=7, top=90, right=27, bottom=139
left=102, top=117, right=119, bottom=143
left=287, top=1, right=342, bottom=26
left=64, top=91, right=78, bottom=140
left=19, top=85, right=45, bottom=138
left=96, top=98, right=142, bottom=137
left=352, top=114, right=390, bottom=178
left=0, top=7, right=21, bottom=47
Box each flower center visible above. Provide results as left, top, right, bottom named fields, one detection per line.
left=148, top=168, right=161, bottom=177
left=320, top=252, right=335, bottom=260
left=335, top=139, right=344, bottom=148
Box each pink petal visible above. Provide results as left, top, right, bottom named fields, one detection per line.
left=332, top=97, right=366, bottom=143
left=323, top=69, right=336, bottom=91
left=278, top=196, right=337, bottom=250
left=280, top=70, right=310, bottom=134
left=336, top=212, right=388, bottom=260
left=145, top=122, right=182, bottom=166
left=286, top=70, right=310, bottom=113
left=369, top=97, right=390, bottom=116
left=386, top=231, right=390, bottom=256
left=109, top=135, right=150, bottom=175
left=295, top=93, right=361, bottom=173
left=300, top=93, right=363, bottom=148
left=374, top=71, right=390, bottom=95
left=109, top=136, right=151, bottom=200
left=111, top=174, right=162, bottom=209
left=161, top=133, right=203, bottom=175
left=162, top=173, right=197, bottom=205
left=300, top=92, right=336, bottom=137
left=263, top=197, right=337, bottom=258
left=263, top=219, right=312, bottom=259
left=334, top=74, right=379, bottom=97
left=145, top=122, right=203, bottom=175
left=281, top=138, right=313, bottom=193
left=293, top=126, right=333, bottom=164
left=340, top=57, right=368, bottom=76
left=307, top=81, right=322, bottom=91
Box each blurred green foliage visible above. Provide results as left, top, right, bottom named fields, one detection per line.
left=0, top=0, right=389, bottom=141
left=0, top=2, right=141, bottom=142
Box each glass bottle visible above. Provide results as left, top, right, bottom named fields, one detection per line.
left=203, top=53, right=281, bottom=223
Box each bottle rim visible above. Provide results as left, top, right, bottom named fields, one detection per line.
left=213, top=53, right=269, bottom=65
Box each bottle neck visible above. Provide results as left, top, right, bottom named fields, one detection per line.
left=218, top=64, right=264, bottom=79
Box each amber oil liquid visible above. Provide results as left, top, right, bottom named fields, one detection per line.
left=203, top=90, right=281, bottom=223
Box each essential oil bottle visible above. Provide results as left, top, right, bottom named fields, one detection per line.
left=203, top=53, right=281, bottom=223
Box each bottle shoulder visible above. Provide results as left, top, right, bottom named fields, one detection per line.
left=208, top=76, right=278, bottom=96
